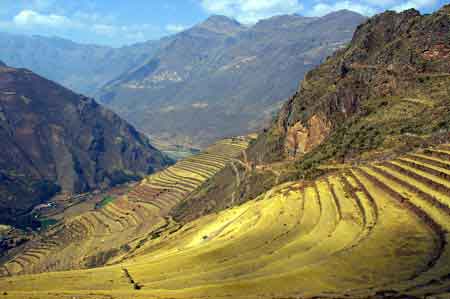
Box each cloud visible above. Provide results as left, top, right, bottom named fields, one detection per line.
left=13, top=10, right=74, bottom=27
left=166, top=24, right=187, bottom=33
left=8, top=9, right=162, bottom=45
left=200, top=0, right=304, bottom=23
left=307, top=0, right=439, bottom=16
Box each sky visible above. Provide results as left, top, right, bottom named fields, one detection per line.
left=0, top=0, right=447, bottom=47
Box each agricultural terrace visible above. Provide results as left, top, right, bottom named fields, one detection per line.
left=0, top=137, right=251, bottom=277
left=1, top=144, right=450, bottom=298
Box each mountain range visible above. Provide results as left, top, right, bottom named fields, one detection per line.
left=0, top=11, right=367, bottom=149
left=0, top=32, right=159, bottom=95
left=99, top=11, right=367, bottom=148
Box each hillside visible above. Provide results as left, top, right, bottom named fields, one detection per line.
left=0, top=63, right=171, bottom=228
left=1, top=143, right=450, bottom=298
left=249, top=6, right=450, bottom=172
left=99, top=11, right=366, bottom=148
left=0, top=32, right=161, bottom=95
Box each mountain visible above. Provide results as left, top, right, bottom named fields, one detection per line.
left=0, top=32, right=160, bottom=95
left=0, top=63, right=172, bottom=228
left=98, top=11, right=367, bottom=148
left=249, top=5, right=450, bottom=176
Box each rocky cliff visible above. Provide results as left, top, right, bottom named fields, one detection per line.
left=0, top=63, right=172, bottom=228
left=251, top=5, right=450, bottom=170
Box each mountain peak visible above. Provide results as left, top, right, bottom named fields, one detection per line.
left=321, top=9, right=366, bottom=20
left=252, top=14, right=313, bottom=30
left=204, top=14, right=240, bottom=25
left=0, top=61, right=6, bottom=67
left=197, top=15, right=243, bottom=34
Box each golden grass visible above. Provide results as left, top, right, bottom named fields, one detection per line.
left=2, top=144, right=450, bottom=298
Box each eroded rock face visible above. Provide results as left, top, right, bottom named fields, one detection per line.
left=284, top=115, right=331, bottom=159
left=0, top=64, right=172, bottom=227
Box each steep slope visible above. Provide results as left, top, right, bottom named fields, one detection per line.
left=250, top=6, right=450, bottom=173
left=0, top=63, right=171, bottom=228
left=99, top=12, right=366, bottom=148
left=2, top=143, right=450, bottom=298
left=0, top=32, right=159, bottom=95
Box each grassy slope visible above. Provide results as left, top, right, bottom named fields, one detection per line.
left=2, top=144, right=450, bottom=298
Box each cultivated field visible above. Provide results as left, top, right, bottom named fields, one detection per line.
left=0, top=137, right=251, bottom=277
left=2, top=143, right=450, bottom=299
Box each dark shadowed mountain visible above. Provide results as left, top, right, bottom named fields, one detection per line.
left=0, top=63, right=172, bottom=228
left=98, top=11, right=367, bottom=148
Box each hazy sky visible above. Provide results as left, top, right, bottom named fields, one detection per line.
left=0, top=0, right=447, bottom=47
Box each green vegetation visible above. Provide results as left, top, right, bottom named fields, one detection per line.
left=96, top=196, right=116, bottom=208
left=292, top=80, right=450, bottom=180
left=37, top=218, right=58, bottom=230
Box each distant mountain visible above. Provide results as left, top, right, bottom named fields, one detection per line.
left=0, top=11, right=366, bottom=149
left=0, top=63, right=172, bottom=228
left=98, top=11, right=367, bottom=148
left=0, top=32, right=160, bottom=95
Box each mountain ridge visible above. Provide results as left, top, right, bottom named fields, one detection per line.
left=0, top=31, right=160, bottom=95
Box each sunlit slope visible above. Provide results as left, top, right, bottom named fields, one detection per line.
left=2, top=145, right=450, bottom=299
left=0, top=137, right=251, bottom=277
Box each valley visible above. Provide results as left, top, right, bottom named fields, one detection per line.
left=0, top=137, right=252, bottom=276
left=0, top=2, right=449, bottom=299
